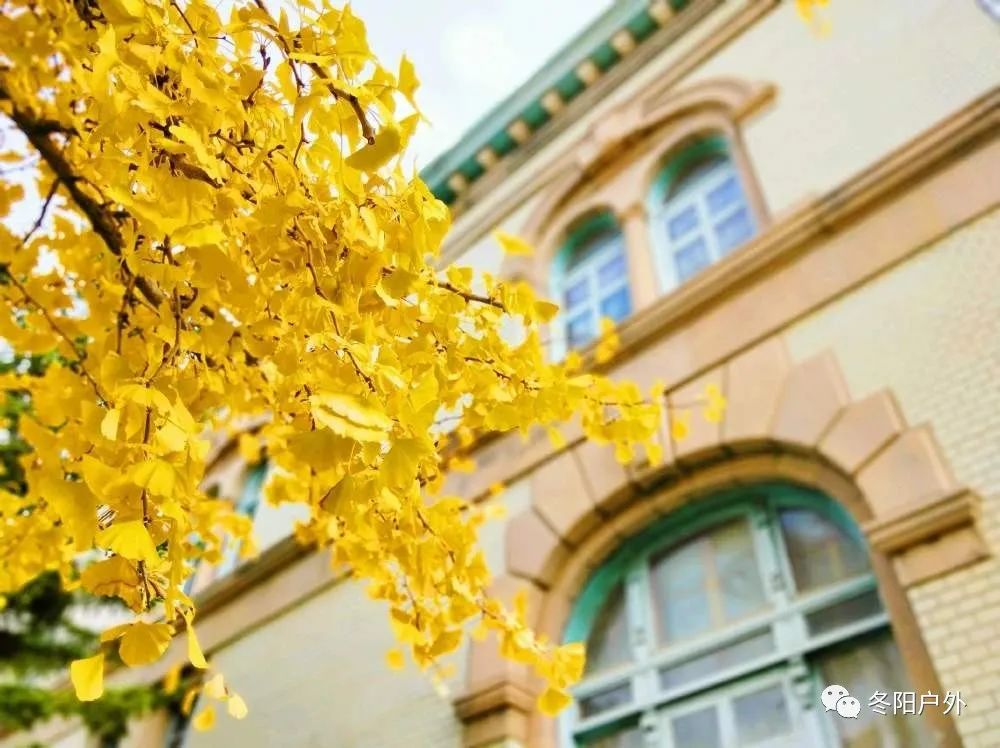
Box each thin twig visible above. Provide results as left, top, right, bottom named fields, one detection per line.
left=21, top=177, right=60, bottom=248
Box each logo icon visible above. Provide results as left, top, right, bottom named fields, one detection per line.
left=821, top=684, right=860, bottom=718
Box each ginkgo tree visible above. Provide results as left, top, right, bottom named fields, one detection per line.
left=0, top=0, right=728, bottom=725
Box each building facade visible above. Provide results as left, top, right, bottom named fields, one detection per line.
left=9, top=0, right=1000, bottom=746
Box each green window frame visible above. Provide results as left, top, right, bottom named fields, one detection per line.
left=562, top=483, right=900, bottom=747
left=647, top=136, right=757, bottom=291
left=550, top=212, right=632, bottom=356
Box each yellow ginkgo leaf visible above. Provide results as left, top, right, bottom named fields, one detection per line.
left=128, top=459, right=177, bottom=497
left=397, top=54, right=419, bottom=106
left=81, top=556, right=142, bottom=611
left=385, top=648, right=405, bottom=670
left=487, top=481, right=505, bottom=497
left=187, top=620, right=208, bottom=669
left=96, top=521, right=160, bottom=564
left=100, top=408, right=120, bottom=441
left=545, top=426, right=566, bottom=450
left=227, top=693, right=248, bottom=719
left=163, top=664, right=181, bottom=695
left=118, top=621, right=173, bottom=667
left=345, top=125, right=401, bottom=171
left=537, top=686, right=572, bottom=716
left=203, top=672, right=227, bottom=700
left=70, top=653, right=104, bottom=702
left=670, top=411, right=691, bottom=442
left=493, top=230, right=533, bottom=257
left=192, top=705, right=216, bottom=732
left=238, top=433, right=262, bottom=463
left=174, top=222, right=226, bottom=247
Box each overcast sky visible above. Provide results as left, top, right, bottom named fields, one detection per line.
left=351, top=0, right=611, bottom=168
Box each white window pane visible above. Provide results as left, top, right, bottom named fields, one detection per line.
left=674, top=237, right=711, bottom=281
left=805, top=589, right=883, bottom=636
left=733, top=684, right=792, bottom=744
left=652, top=538, right=713, bottom=642
left=818, top=634, right=934, bottom=748
left=566, top=277, right=590, bottom=308
left=579, top=681, right=633, bottom=718
left=586, top=583, right=631, bottom=675
left=599, top=287, right=632, bottom=323
left=713, top=520, right=768, bottom=622
left=668, top=205, right=700, bottom=240
left=779, top=509, right=870, bottom=593
left=652, top=520, right=765, bottom=644
left=568, top=310, right=595, bottom=349
left=671, top=705, right=722, bottom=748
left=580, top=723, right=644, bottom=748
left=714, top=208, right=754, bottom=254
left=598, top=253, right=628, bottom=285
left=706, top=174, right=742, bottom=214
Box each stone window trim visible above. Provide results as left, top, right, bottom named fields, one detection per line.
left=501, top=77, right=774, bottom=316
left=455, top=345, right=986, bottom=748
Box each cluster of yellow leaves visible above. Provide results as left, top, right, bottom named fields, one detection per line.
left=0, top=0, right=714, bottom=721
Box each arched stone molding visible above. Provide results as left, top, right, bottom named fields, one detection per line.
left=456, top=339, right=986, bottom=747
left=503, top=77, right=775, bottom=310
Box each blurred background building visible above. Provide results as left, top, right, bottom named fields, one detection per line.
left=9, top=0, right=1000, bottom=746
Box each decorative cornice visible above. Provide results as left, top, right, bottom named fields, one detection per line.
left=864, top=490, right=980, bottom=555
left=420, top=0, right=710, bottom=205
left=436, top=0, right=776, bottom=261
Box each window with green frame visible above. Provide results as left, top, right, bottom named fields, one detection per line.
left=648, top=135, right=756, bottom=291
left=562, top=483, right=931, bottom=748
left=551, top=211, right=632, bottom=353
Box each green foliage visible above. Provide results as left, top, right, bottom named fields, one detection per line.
left=0, top=682, right=172, bottom=741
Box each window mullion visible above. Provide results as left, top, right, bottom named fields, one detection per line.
left=698, top=189, right=723, bottom=264
left=625, top=564, right=658, bottom=705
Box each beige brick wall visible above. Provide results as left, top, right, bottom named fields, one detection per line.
left=786, top=207, right=1000, bottom=746
left=686, top=0, right=1000, bottom=220
left=184, top=578, right=464, bottom=748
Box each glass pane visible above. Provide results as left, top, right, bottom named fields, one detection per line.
left=805, top=589, right=884, bottom=636
left=659, top=629, right=775, bottom=691
left=779, top=509, right=870, bottom=593
left=668, top=205, right=700, bottom=240
left=568, top=230, right=619, bottom=272
left=579, top=681, right=633, bottom=718
left=671, top=705, right=722, bottom=748
left=586, top=583, right=631, bottom=675
left=598, top=253, right=628, bottom=285
left=565, top=277, right=589, bottom=309
left=674, top=237, right=711, bottom=282
left=652, top=520, right=765, bottom=644
left=714, top=208, right=753, bottom=254
left=567, top=310, right=595, bottom=349
left=580, top=724, right=644, bottom=748
left=599, top=287, right=632, bottom=323
left=706, top=173, right=742, bottom=214
left=713, top=520, right=767, bottom=621
left=651, top=536, right=712, bottom=642
left=817, top=633, right=934, bottom=748
left=733, top=684, right=792, bottom=744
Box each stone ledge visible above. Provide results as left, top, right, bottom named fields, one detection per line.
left=865, top=489, right=980, bottom=555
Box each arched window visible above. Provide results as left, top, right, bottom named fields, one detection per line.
left=552, top=212, right=632, bottom=351
left=649, top=136, right=757, bottom=290
left=562, top=484, right=931, bottom=748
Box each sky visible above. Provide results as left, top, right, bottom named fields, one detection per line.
left=350, top=0, right=612, bottom=168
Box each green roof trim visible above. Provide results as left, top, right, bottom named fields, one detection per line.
left=592, top=42, right=619, bottom=72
